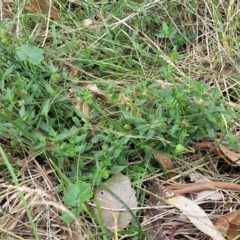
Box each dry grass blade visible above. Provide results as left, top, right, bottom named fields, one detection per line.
left=0, top=157, right=86, bottom=239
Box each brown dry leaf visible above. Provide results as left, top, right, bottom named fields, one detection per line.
left=142, top=181, right=169, bottom=240
left=153, top=150, right=176, bottom=178
left=88, top=84, right=110, bottom=101
left=194, top=142, right=240, bottom=166
left=218, top=145, right=240, bottom=166
left=68, top=68, right=78, bottom=77
left=24, top=0, right=60, bottom=20
left=213, top=210, right=240, bottom=239
left=193, top=141, right=214, bottom=150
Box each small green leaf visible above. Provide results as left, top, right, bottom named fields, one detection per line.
left=109, top=165, right=126, bottom=174
left=19, top=106, right=26, bottom=119
left=162, top=21, right=168, bottom=32
left=41, top=99, right=51, bottom=116
left=63, top=181, right=93, bottom=207
left=16, top=44, right=44, bottom=65
left=61, top=207, right=82, bottom=223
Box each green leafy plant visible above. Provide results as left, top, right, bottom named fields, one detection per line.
left=0, top=0, right=240, bottom=238
left=16, top=44, right=44, bottom=65
left=62, top=181, right=93, bottom=223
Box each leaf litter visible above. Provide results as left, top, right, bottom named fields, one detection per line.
left=94, top=173, right=138, bottom=231
left=144, top=143, right=240, bottom=239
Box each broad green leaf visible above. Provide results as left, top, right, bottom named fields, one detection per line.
left=63, top=181, right=92, bottom=207
left=61, top=206, right=82, bottom=223
left=16, top=44, right=44, bottom=65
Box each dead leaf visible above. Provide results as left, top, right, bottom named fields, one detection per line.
left=82, top=102, right=91, bottom=119
left=194, top=190, right=223, bottom=201
left=153, top=150, right=176, bottom=178
left=24, top=0, right=60, bottom=20
left=75, top=97, right=91, bottom=122
left=94, top=173, right=138, bottom=231
left=218, top=145, right=240, bottom=166
left=75, top=97, right=83, bottom=111
left=167, top=195, right=225, bottom=240
left=189, top=174, right=223, bottom=201
left=82, top=19, right=93, bottom=26
left=214, top=210, right=240, bottom=239
left=88, top=84, right=110, bottom=101
left=68, top=68, right=78, bottom=77
left=194, top=142, right=240, bottom=166
left=142, top=181, right=170, bottom=240
left=193, top=141, right=214, bottom=150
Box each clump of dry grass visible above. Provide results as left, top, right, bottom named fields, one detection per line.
left=0, top=155, right=87, bottom=240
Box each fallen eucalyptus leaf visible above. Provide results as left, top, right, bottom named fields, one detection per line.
left=167, top=195, right=225, bottom=240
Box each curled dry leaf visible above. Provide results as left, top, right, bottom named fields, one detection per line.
left=88, top=84, right=109, bottom=101
left=213, top=210, right=240, bottom=239
left=24, top=0, right=60, bottom=20
left=218, top=144, right=240, bottom=166
left=194, top=142, right=240, bottom=166
left=75, top=97, right=91, bottom=122
left=167, top=195, right=225, bottom=240
left=94, top=173, right=138, bottom=231
left=153, top=150, right=176, bottom=178
left=75, top=97, right=83, bottom=111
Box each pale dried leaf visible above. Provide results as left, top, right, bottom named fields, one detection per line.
left=219, top=145, right=240, bottom=166
left=189, top=173, right=207, bottom=183
left=75, top=97, right=83, bottom=111
left=94, top=173, right=138, bottom=231
left=189, top=174, right=223, bottom=201
left=24, top=0, right=60, bottom=20
left=74, top=97, right=91, bottom=122
left=88, top=84, right=109, bottom=101
left=167, top=195, right=225, bottom=240
left=194, top=190, right=223, bottom=201
left=82, top=19, right=93, bottom=26
left=82, top=102, right=91, bottom=118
